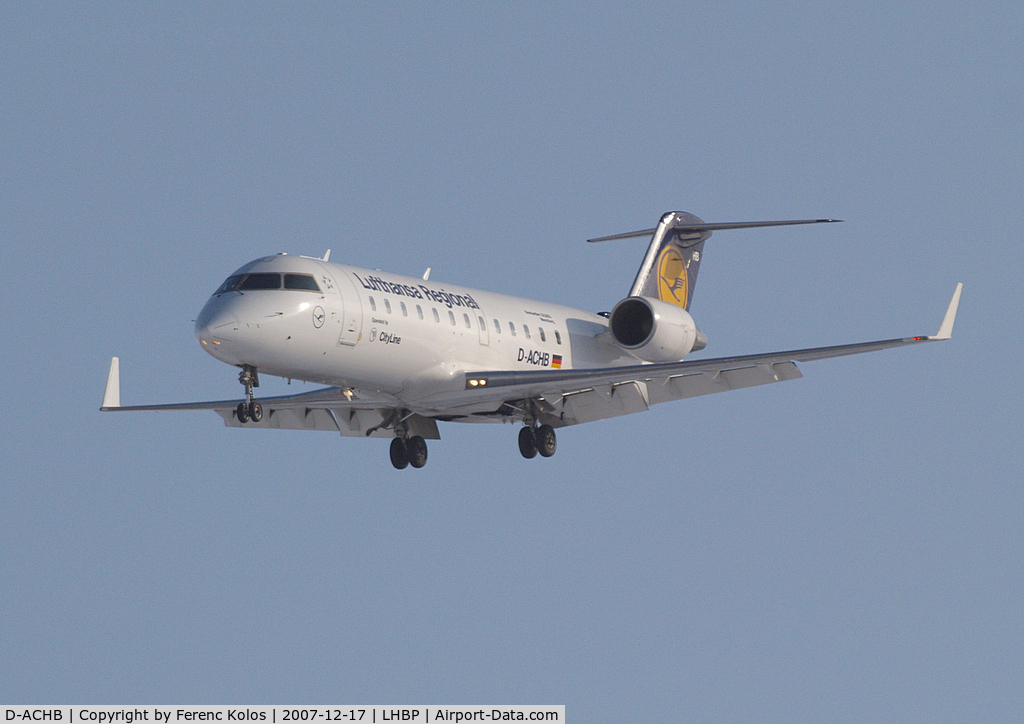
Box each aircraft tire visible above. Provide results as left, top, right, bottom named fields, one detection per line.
left=236, top=401, right=249, bottom=423
left=536, top=424, right=557, bottom=457
left=407, top=436, right=428, bottom=468
left=249, top=401, right=263, bottom=422
left=518, top=426, right=538, bottom=459
left=390, top=437, right=409, bottom=470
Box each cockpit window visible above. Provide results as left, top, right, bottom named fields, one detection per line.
left=216, top=272, right=318, bottom=294
left=215, top=275, right=245, bottom=295
left=284, top=273, right=321, bottom=292
left=239, top=273, right=282, bottom=290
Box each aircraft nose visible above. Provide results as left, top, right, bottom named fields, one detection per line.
left=195, top=298, right=240, bottom=348
left=196, top=310, right=239, bottom=341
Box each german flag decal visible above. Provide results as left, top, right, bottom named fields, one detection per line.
left=551, top=354, right=562, bottom=369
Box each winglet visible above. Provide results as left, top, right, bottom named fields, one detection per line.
left=102, top=357, right=120, bottom=409
left=932, top=283, right=963, bottom=340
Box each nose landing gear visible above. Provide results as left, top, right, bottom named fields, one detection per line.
left=234, top=365, right=263, bottom=423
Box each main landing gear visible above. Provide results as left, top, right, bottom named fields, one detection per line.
left=518, top=423, right=557, bottom=459
left=516, top=400, right=557, bottom=460
left=377, top=411, right=428, bottom=470
left=234, top=364, right=263, bottom=423
left=390, top=435, right=428, bottom=470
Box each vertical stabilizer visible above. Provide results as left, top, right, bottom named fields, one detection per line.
left=628, top=212, right=709, bottom=311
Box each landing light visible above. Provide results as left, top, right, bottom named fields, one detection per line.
left=466, top=378, right=488, bottom=389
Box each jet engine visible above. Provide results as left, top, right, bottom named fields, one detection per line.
left=608, top=296, right=707, bottom=363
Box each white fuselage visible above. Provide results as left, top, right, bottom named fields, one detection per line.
left=194, top=254, right=636, bottom=411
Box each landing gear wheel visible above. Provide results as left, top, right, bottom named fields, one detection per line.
left=536, top=424, right=557, bottom=457
left=518, top=426, right=537, bottom=459
left=236, top=401, right=250, bottom=423
left=248, top=401, right=263, bottom=422
left=407, top=436, right=428, bottom=468
left=390, top=437, right=409, bottom=470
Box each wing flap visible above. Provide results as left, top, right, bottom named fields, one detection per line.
left=563, top=381, right=650, bottom=424
left=211, top=405, right=440, bottom=438
left=650, top=361, right=803, bottom=403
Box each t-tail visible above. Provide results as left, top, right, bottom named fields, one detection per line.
left=589, top=212, right=842, bottom=311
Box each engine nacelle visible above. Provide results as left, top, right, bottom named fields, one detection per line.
left=608, top=296, right=707, bottom=363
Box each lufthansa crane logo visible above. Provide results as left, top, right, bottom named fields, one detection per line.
left=312, top=306, right=325, bottom=328
left=656, top=246, right=689, bottom=308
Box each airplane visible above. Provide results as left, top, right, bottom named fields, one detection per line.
left=101, top=211, right=962, bottom=469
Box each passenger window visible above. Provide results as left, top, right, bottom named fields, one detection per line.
left=493, top=319, right=500, bottom=333
left=369, top=296, right=376, bottom=312
left=283, top=274, right=321, bottom=291
left=400, top=301, right=408, bottom=317
left=509, top=322, right=517, bottom=337
left=539, top=327, right=546, bottom=342
left=523, top=324, right=531, bottom=339
left=555, top=330, right=562, bottom=345
left=448, top=311, right=456, bottom=326
left=239, top=273, right=281, bottom=290
left=463, top=313, right=471, bottom=329
left=416, top=305, right=424, bottom=320
left=384, top=299, right=392, bottom=314
left=433, top=308, right=440, bottom=323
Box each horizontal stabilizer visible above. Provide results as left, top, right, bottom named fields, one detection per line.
left=588, top=218, right=841, bottom=243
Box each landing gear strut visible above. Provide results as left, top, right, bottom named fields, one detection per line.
left=235, top=365, right=262, bottom=423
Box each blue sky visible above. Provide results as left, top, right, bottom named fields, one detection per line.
left=2, top=3, right=1021, bottom=720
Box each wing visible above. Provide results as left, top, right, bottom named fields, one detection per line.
left=451, top=284, right=963, bottom=427
left=99, top=360, right=440, bottom=439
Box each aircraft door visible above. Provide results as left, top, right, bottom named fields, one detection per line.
left=477, top=314, right=489, bottom=346
left=317, top=265, right=363, bottom=346
left=337, top=271, right=364, bottom=346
